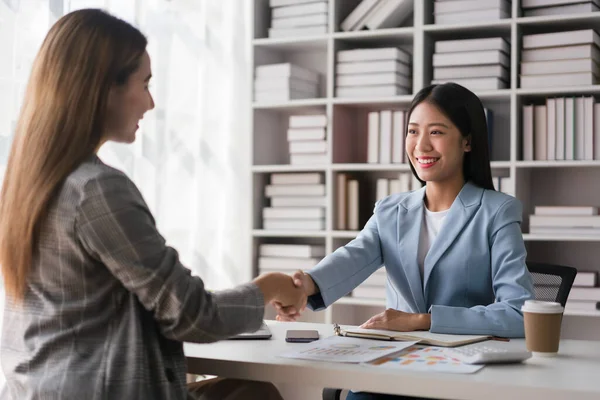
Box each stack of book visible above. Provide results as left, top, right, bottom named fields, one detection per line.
left=375, top=172, right=422, bottom=201
left=565, top=271, right=600, bottom=313
left=335, top=173, right=360, bottom=231
left=529, top=206, right=600, bottom=236
left=433, top=0, right=510, bottom=25
left=521, top=96, right=600, bottom=161
left=521, top=0, right=599, bottom=17
left=336, top=48, right=412, bottom=98
left=432, top=37, right=510, bottom=91
left=521, top=29, right=599, bottom=89
left=340, top=0, right=413, bottom=31
left=351, top=268, right=387, bottom=300
left=254, top=63, right=320, bottom=103
left=268, top=0, right=329, bottom=38
left=366, top=109, right=407, bottom=164
left=257, top=243, right=325, bottom=275
left=288, top=114, right=328, bottom=165
left=264, top=172, right=326, bottom=231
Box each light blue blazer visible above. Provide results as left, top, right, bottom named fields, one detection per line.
left=307, top=181, right=534, bottom=338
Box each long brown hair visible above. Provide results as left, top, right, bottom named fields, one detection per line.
left=0, top=9, right=147, bottom=301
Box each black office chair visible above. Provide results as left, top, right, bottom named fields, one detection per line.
left=322, top=262, right=578, bottom=400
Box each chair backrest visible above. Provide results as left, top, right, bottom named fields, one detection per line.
left=526, top=261, right=577, bottom=307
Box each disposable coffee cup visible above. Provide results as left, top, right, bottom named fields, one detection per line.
left=521, top=300, right=564, bottom=357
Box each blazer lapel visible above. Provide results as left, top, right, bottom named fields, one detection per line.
left=423, top=182, right=483, bottom=297
left=396, top=187, right=427, bottom=313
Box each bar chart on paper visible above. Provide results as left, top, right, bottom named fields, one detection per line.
left=279, top=336, right=417, bottom=363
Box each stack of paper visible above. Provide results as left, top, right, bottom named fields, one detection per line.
left=433, top=0, right=510, bottom=25
left=254, top=63, right=320, bottom=103
left=268, top=0, right=329, bottom=38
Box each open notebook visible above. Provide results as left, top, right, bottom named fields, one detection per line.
left=336, top=326, right=490, bottom=348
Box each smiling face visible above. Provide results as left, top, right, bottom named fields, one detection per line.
left=104, top=51, right=155, bottom=144
left=406, top=101, right=471, bottom=185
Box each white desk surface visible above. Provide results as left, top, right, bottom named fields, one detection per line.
left=184, top=321, right=600, bottom=400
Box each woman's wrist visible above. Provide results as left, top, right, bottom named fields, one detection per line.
left=414, top=313, right=432, bottom=331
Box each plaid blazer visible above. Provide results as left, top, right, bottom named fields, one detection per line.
left=1, top=155, right=264, bottom=400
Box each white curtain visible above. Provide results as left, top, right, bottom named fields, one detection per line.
left=0, top=0, right=252, bottom=389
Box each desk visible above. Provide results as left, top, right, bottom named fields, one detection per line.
left=185, top=321, right=600, bottom=400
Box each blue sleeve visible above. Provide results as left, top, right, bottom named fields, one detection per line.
left=430, top=198, right=535, bottom=338
left=306, top=212, right=384, bottom=311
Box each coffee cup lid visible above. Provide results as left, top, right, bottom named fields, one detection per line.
left=521, top=300, right=564, bottom=314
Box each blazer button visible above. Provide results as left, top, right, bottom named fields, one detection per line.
left=165, top=368, right=175, bottom=382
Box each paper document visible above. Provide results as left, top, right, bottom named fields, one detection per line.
left=279, top=335, right=418, bottom=364
left=365, top=344, right=484, bottom=374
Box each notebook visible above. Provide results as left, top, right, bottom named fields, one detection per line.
left=336, top=326, right=490, bottom=348
left=229, top=322, right=272, bottom=340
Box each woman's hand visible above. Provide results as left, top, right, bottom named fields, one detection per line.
left=273, top=270, right=317, bottom=322
left=360, top=309, right=431, bottom=331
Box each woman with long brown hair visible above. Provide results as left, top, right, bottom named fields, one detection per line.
left=0, top=9, right=298, bottom=400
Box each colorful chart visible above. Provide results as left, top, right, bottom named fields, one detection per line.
left=367, top=345, right=484, bottom=374
left=369, top=346, right=398, bottom=351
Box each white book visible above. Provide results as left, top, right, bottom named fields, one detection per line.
left=376, top=178, right=390, bottom=200
left=522, top=105, right=534, bottom=161
left=287, top=128, right=326, bottom=141
left=254, top=90, right=316, bottom=103
left=520, top=72, right=597, bottom=88
left=534, top=206, right=598, bottom=216
left=555, top=97, right=565, bottom=160
left=379, top=110, right=393, bottom=164
left=431, top=77, right=506, bottom=91
left=565, top=98, right=575, bottom=160
left=272, top=1, right=329, bottom=18
left=522, top=29, right=600, bottom=50
left=521, top=59, right=600, bottom=76
left=290, top=153, right=329, bottom=165
left=258, top=256, right=321, bottom=270
left=575, top=97, right=585, bottom=160
left=410, top=174, right=422, bottom=191
left=547, top=98, right=556, bottom=160
left=492, top=176, right=501, bottom=191
left=522, top=0, right=596, bottom=7
left=522, top=44, right=600, bottom=62
left=289, top=114, right=327, bottom=128
left=255, top=63, right=320, bottom=82
left=271, top=13, right=328, bottom=28
left=398, top=172, right=411, bottom=192
left=433, top=65, right=509, bottom=81
left=568, top=287, right=600, bottom=302
left=389, top=179, right=402, bottom=194
left=392, top=110, right=405, bottom=163
left=534, top=105, right=547, bottom=161
left=268, top=25, right=328, bottom=38
left=529, top=226, right=600, bottom=235
left=530, top=215, right=600, bottom=228
left=434, top=37, right=509, bottom=54
left=289, top=140, right=327, bottom=153
left=524, top=2, right=600, bottom=16
left=338, top=47, right=411, bottom=64
left=259, top=244, right=326, bottom=258
left=254, top=77, right=318, bottom=92
left=337, top=173, right=348, bottom=230
left=340, top=0, right=381, bottom=31
left=432, top=50, right=509, bottom=67
left=270, top=0, right=327, bottom=7
left=595, top=103, right=600, bottom=161
left=271, top=196, right=327, bottom=207
left=265, top=184, right=326, bottom=197
left=434, top=7, right=510, bottom=24
left=364, top=0, right=413, bottom=30
left=434, top=0, right=507, bottom=14
left=368, top=112, right=380, bottom=163
left=271, top=172, right=323, bottom=185
left=347, top=180, right=360, bottom=230
left=336, top=85, right=410, bottom=98
left=352, top=286, right=386, bottom=299
left=573, top=271, right=598, bottom=287
left=336, top=60, right=411, bottom=75
left=584, top=97, right=595, bottom=160
left=263, top=207, right=325, bottom=219
left=263, top=218, right=325, bottom=231
left=336, top=72, right=411, bottom=88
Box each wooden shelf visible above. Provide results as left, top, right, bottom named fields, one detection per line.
left=564, top=309, right=600, bottom=317
left=252, top=98, right=328, bottom=110
left=523, top=234, right=600, bottom=242
left=252, top=165, right=327, bottom=173
left=335, top=297, right=386, bottom=307
left=516, top=86, right=600, bottom=97
left=252, top=230, right=327, bottom=238
left=516, top=161, right=600, bottom=168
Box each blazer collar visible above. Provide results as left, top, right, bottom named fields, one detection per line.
left=423, top=181, right=483, bottom=297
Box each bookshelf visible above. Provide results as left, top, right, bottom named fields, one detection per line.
left=250, top=0, right=600, bottom=340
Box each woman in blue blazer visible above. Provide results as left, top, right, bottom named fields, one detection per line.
left=276, top=83, right=534, bottom=399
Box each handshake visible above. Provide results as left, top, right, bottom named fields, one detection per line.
left=253, top=270, right=317, bottom=321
